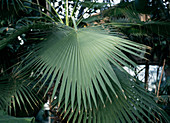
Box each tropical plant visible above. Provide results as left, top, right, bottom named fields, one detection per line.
left=0, top=0, right=169, bottom=122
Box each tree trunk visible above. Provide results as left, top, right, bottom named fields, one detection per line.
left=157, top=59, right=166, bottom=97
left=155, top=66, right=160, bottom=94
left=145, top=61, right=149, bottom=90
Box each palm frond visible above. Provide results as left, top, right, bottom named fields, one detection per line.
left=0, top=23, right=56, bottom=50
left=0, top=0, right=26, bottom=21
left=0, top=74, right=40, bottom=115
left=0, top=110, right=35, bottom=122
left=102, top=1, right=140, bottom=23
left=15, top=23, right=149, bottom=113
left=56, top=66, right=170, bottom=123
left=107, top=21, right=170, bottom=38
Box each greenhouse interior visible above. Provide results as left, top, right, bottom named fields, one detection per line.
left=0, top=0, right=170, bottom=123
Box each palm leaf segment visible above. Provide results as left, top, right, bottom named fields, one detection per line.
left=57, top=67, right=169, bottom=123
left=0, top=74, right=39, bottom=115
left=17, top=24, right=148, bottom=112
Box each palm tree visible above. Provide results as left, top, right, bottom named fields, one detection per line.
left=0, top=0, right=169, bottom=122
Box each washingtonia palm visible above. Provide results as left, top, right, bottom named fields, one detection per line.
left=0, top=0, right=169, bottom=122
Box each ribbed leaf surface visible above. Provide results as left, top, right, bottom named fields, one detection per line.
left=57, top=67, right=170, bottom=123
left=0, top=74, right=39, bottom=115
left=16, top=25, right=148, bottom=112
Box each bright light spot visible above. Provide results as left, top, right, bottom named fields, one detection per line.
left=51, top=2, right=53, bottom=6
left=107, top=4, right=111, bottom=7
left=44, top=101, right=50, bottom=110
left=70, top=1, right=74, bottom=4
left=20, top=40, right=24, bottom=45
left=98, top=0, right=103, bottom=3
left=84, top=7, right=88, bottom=12
left=30, top=72, right=34, bottom=77
left=59, top=15, right=64, bottom=19
left=83, top=13, right=90, bottom=19
left=96, top=9, right=100, bottom=13
left=148, top=88, right=152, bottom=91
left=55, top=2, right=58, bottom=7
left=18, top=36, right=21, bottom=40
left=114, top=0, right=120, bottom=4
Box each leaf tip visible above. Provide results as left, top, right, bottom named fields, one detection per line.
left=58, top=103, right=60, bottom=108
left=147, top=46, right=152, bottom=50
left=124, top=96, right=127, bottom=100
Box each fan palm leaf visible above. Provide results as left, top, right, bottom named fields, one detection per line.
left=0, top=0, right=169, bottom=122
left=56, top=66, right=170, bottom=123
left=0, top=73, right=39, bottom=115
left=14, top=23, right=149, bottom=113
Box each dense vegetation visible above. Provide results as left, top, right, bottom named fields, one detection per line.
left=0, top=0, right=169, bottom=122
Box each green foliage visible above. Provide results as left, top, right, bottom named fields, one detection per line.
left=80, top=1, right=109, bottom=9
left=0, top=73, right=40, bottom=115
left=102, top=1, right=140, bottom=23
left=0, top=110, right=35, bottom=123
left=14, top=23, right=148, bottom=112
left=0, top=0, right=169, bottom=122
left=0, top=0, right=26, bottom=21
left=56, top=67, right=170, bottom=122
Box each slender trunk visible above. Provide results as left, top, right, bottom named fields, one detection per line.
left=36, top=0, right=42, bottom=16
left=167, top=2, right=170, bottom=19
left=145, top=14, right=148, bottom=21
left=66, top=0, right=69, bottom=26
left=155, top=66, right=160, bottom=94
left=46, top=0, right=51, bottom=16
left=48, top=96, right=52, bottom=123
left=157, top=59, right=166, bottom=98
left=145, top=61, right=149, bottom=90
